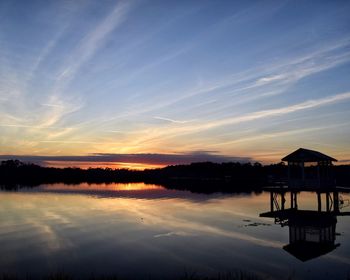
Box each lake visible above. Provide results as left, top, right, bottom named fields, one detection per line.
left=0, top=183, right=350, bottom=279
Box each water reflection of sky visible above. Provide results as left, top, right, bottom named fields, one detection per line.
left=0, top=183, right=350, bottom=279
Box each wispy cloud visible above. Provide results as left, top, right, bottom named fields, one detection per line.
left=36, top=95, right=84, bottom=128
left=207, top=122, right=350, bottom=148
left=40, top=103, right=65, bottom=108
left=36, top=1, right=133, bottom=128
left=207, top=91, right=350, bottom=129
left=120, top=91, right=350, bottom=148
left=256, top=74, right=286, bottom=84
left=0, top=124, right=72, bottom=129
left=28, top=22, right=72, bottom=81
left=105, top=130, right=124, bottom=133
left=55, top=1, right=132, bottom=85
left=99, top=38, right=350, bottom=123
left=39, top=140, right=114, bottom=145
left=153, top=116, right=192, bottom=124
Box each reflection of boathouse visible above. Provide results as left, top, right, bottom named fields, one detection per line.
left=260, top=190, right=350, bottom=261
left=282, top=148, right=337, bottom=188
left=284, top=211, right=338, bottom=261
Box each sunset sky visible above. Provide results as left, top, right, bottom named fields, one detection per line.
left=1, top=0, right=350, bottom=169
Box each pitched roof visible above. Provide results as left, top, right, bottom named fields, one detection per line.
left=281, top=148, right=337, bottom=162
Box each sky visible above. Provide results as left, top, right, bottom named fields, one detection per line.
left=1, top=0, right=350, bottom=169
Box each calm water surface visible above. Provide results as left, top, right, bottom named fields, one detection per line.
left=0, top=183, right=350, bottom=279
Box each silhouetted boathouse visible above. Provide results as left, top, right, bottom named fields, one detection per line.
left=282, top=148, right=337, bottom=189
left=260, top=149, right=349, bottom=261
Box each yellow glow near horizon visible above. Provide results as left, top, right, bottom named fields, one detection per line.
left=43, top=161, right=165, bottom=170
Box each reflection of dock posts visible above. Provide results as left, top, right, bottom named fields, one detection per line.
left=260, top=189, right=350, bottom=262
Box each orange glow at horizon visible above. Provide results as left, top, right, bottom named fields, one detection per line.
left=43, top=161, right=166, bottom=170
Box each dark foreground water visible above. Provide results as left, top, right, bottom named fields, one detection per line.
left=0, top=183, right=350, bottom=279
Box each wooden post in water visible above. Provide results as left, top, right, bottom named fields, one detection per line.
left=270, top=192, right=274, bottom=212
left=326, top=192, right=330, bottom=212
left=317, top=192, right=322, bottom=212
left=290, top=192, right=298, bottom=210
left=333, top=192, right=339, bottom=213
left=281, top=192, right=285, bottom=211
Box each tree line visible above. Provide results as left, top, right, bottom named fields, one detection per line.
left=1, top=159, right=349, bottom=192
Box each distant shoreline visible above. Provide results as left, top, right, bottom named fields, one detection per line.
left=1, top=160, right=350, bottom=192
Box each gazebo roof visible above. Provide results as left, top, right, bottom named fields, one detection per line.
left=281, top=148, right=337, bottom=163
